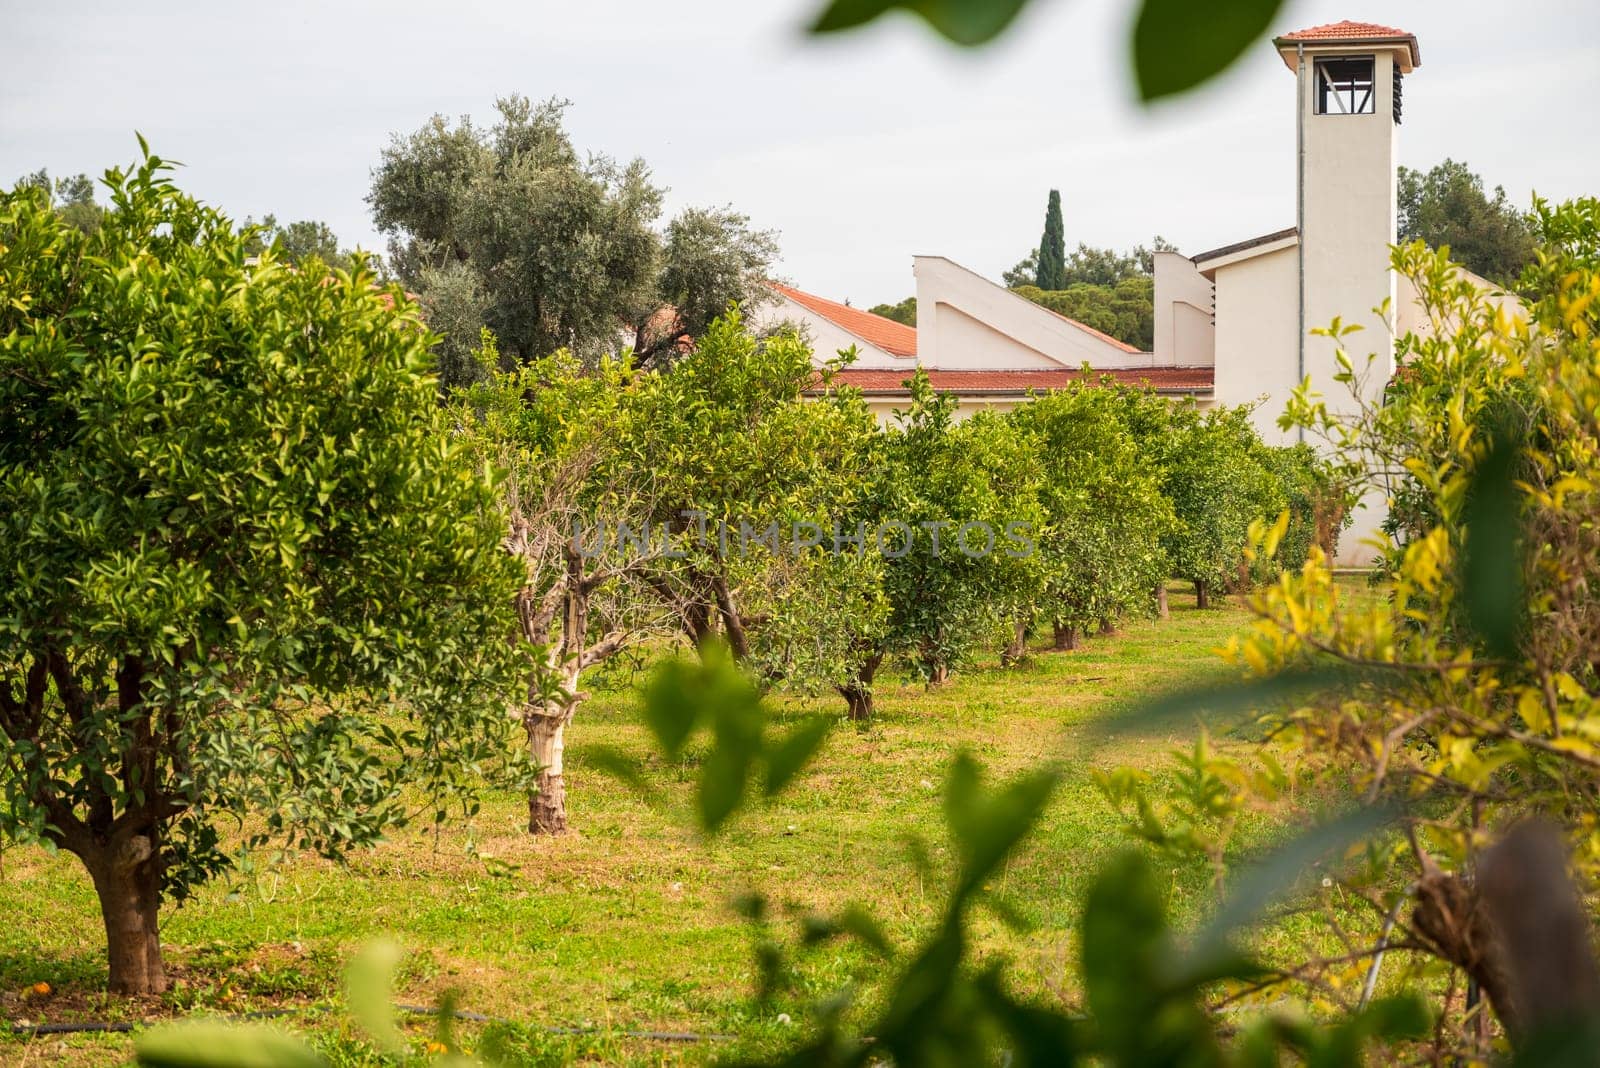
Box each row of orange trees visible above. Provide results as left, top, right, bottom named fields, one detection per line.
left=0, top=153, right=1333, bottom=995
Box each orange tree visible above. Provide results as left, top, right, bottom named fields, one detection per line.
left=0, top=151, right=522, bottom=993
left=1108, top=200, right=1600, bottom=1051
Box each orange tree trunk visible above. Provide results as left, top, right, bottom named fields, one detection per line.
left=81, top=833, right=167, bottom=994
left=1052, top=622, right=1079, bottom=651
left=526, top=709, right=569, bottom=835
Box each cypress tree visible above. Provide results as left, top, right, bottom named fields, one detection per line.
left=1035, top=189, right=1066, bottom=291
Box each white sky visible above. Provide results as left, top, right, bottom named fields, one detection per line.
left=3, top=0, right=1594, bottom=306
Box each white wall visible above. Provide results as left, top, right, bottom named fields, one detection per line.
left=1211, top=245, right=1300, bottom=445
left=1153, top=250, right=1215, bottom=369
left=914, top=255, right=1152, bottom=369
left=1295, top=46, right=1404, bottom=566
left=1298, top=48, right=1400, bottom=417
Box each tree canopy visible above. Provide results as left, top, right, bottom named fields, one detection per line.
left=1002, top=233, right=1175, bottom=349
left=369, top=96, right=780, bottom=388
left=240, top=213, right=345, bottom=266
left=16, top=168, right=103, bottom=233
left=1035, top=189, right=1066, bottom=290
left=0, top=150, right=523, bottom=994
left=1398, top=158, right=1535, bottom=285
left=867, top=295, right=916, bottom=326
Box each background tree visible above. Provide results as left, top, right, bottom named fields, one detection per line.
left=240, top=214, right=345, bottom=266
left=369, top=96, right=779, bottom=386
left=0, top=152, right=523, bottom=994
left=15, top=168, right=103, bottom=233
left=1011, top=276, right=1155, bottom=349
left=1001, top=248, right=1038, bottom=288
left=1158, top=407, right=1283, bottom=607
left=852, top=373, right=1036, bottom=690
left=1012, top=382, right=1172, bottom=650
left=1398, top=159, right=1535, bottom=285
left=628, top=315, right=884, bottom=699
left=867, top=295, right=916, bottom=326
left=1003, top=236, right=1175, bottom=349
left=454, top=335, right=670, bottom=835
left=1035, top=188, right=1066, bottom=290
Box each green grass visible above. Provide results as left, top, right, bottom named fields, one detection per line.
left=1, top=586, right=1280, bottom=1066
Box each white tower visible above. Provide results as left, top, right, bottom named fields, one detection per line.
left=1274, top=21, right=1421, bottom=562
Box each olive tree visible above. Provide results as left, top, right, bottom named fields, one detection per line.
left=0, top=151, right=523, bottom=994
left=453, top=335, right=673, bottom=835
left=369, top=97, right=778, bottom=384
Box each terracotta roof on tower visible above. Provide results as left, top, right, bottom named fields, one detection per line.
left=768, top=282, right=918, bottom=357
left=1274, top=20, right=1420, bottom=65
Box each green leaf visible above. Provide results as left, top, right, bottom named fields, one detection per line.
left=697, top=737, right=752, bottom=833
left=763, top=714, right=833, bottom=797
left=1085, top=666, right=1365, bottom=745
left=1462, top=426, right=1525, bottom=658
left=1132, top=0, right=1288, bottom=102
left=344, top=939, right=407, bottom=1054
left=943, top=752, right=1059, bottom=897
left=974, top=966, right=1081, bottom=1066
left=810, top=0, right=1031, bottom=46
left=134, top=1021, right=327, bottom=1068
left=1180, top=804, right=1398, bottom=982
left=639, top=657, right=706, bottom=760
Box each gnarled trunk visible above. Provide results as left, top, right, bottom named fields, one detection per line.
left=1001, top=617, right=1030, bottom=666
left=1052, top=621, right=1079, bottom=651
left=837, top=651, right=883, bottom=722
left=840, top=684, right=874, bottom=721
left=526, top=709, right=569, bottom=835
left=82, top=832, right=166, bottom=994
left=1155, top=583, right=1169, bottom=620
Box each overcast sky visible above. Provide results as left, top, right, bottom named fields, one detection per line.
left=3, top=0, right=1594, bottom=306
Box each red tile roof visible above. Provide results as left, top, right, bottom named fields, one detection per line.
left=1275, top=21, right=1419, bottom=65
left=813, top=366, right=1213, bottom=396
left=769, top=282, right=917, bottom=357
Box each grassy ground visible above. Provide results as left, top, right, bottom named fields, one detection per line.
left=2, top=587, right=1285, bottom=1066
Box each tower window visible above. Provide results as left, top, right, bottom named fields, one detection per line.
left=1393, top=66, right=1404, bottom=124
left=1314, top=56, right=1375, bottom=115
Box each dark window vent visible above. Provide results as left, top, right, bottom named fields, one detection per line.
left=1393, top=67, right=1404, bottom=124
left=1314, top=56, right=1376, bottom=115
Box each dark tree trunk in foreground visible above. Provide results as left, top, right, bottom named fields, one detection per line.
left=1052, top=622, right=1079, bottom=651
left=1156, top=583, right=1169, bottom=620
left=1411, top=820, right=1600, bottom=1048
left=82, top=832, right=167, bottom=994
left=31, top=652, right=173, bottom=994
left=1194, top=580, right=1210, bottom=610
left=711, top=575, right=750, bottom=662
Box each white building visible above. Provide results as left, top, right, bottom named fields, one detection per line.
left=768, top=21, right=1508, bottom=566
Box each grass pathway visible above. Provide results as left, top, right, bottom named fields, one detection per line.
left=1, top=589, right=1256, bottom=1065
